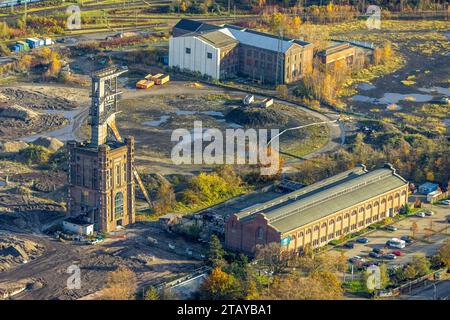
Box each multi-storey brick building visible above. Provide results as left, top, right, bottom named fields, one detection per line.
left=67, top=67, right=136, bottom=233
left=225, top=164, right=409, bottom=255
left=169, top=20, right=314, bottom=84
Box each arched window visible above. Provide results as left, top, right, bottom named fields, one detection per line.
left=306, top=229, right=311, bottom=234
left=351, top=210, right=357, bottom=216
left=257, top=227, right=264, bottom=240
left=366, top=204, right=372, bottom=210
left=321, top=222, right=327, bottom=228
left=337, top=216, right=342, bottom=222
left=344, top=213, right=350, bottom=219
left=374, top=201, right=379, bottom=207
left=114, top=192, right=124, bottom=218
left=314, top=226, right=319, bottom=232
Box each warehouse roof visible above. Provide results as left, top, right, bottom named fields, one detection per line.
left=218, top=27, right=311, bottom=53
left=197, top=30, right=238, bottom=48
left=173, top=19, right=220, bottom=34
left=236, top=164, right=407, bottom=234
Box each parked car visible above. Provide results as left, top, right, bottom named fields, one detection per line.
left=372, top=247, right=386, bottom=255
left=344, top=242, right=355, bottom=249
left=369, top=252, right=382, bottom=259
left=400, top=235, right=413, bottom=243
left=424, top=210, right=435, bottom=216
left=385, top=225, right=398, bottom=231
left=362, top=261, right=380, bottom=270
left=391, top=250, right=403, bottom=256
left=349, top=255, right=365, bottom=263
left=383, top=253, right=397, bottom=260
left=416, top=211, right=426, bottom=218
left=356, top=237, right=369, bottom=244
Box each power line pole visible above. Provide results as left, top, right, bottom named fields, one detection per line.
left=275, top=27, right=283, bottom=88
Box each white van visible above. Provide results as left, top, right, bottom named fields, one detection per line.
left=388, top=238, right=406, bottom=249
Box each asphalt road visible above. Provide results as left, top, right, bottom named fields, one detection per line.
left=404, top=280, right=450, bottom=300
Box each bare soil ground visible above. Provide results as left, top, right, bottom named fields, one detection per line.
left=0, top=84, right=88, bottom=141
left=0, top=223, right=203, bottom=300
left=340, top=25, right=449, bottom=127
left=0, top=234, right=45, bottom=272
left=115, top=83, right=329, bottom=175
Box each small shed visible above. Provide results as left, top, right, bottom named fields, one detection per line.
left=63, top=217, right=94, bottom=236
left=418, top=182, right=439, bottom=195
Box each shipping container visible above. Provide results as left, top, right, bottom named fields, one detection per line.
left=16, top=41, right=30, bottom=51
left=26, top=38, right=41, bottom=49
left=43, top=38, right=53, bottom=46
left=136, top=79, right=154, bottom=89
left=151, top=73, right=169, bottom=85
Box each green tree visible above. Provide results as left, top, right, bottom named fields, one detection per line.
left=410, top=254, right=431, bottom=276
left=207, top=234, right=225, bottom=268
left=19, top=145, right=51, bottom=165
left=404, top=265, right=417, bottom=279
left=144, top=286, right=160, bottom=300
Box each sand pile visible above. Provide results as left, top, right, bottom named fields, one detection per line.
left=32, top=137, right=64, bottom=152
left=0, top=140, right=29, bottom=153
left=0, top=103, right=40, bottom=122
left=0, top=235, right=45, bottom=272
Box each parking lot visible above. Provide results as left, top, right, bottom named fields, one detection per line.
left=329, top=204, right=449, bottom=267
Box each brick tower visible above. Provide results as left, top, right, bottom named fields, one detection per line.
left=67, top=67, right=136, bottom=232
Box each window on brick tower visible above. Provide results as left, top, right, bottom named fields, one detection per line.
left=115, top=192, right=124, bottom=219
left=257, top=227, right=264, bottom=240
left=116, top=165, right=121, bottom=185
left=123, top=163, right=126, bottom=182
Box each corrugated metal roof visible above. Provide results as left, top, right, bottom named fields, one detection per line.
left=236, top=165, right=407, bottom=234
left=219, top=27, right=298, bottom=53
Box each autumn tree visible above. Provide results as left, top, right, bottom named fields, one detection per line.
left=255, top=243, right=290, bottom=275
left=152, top=181, right=176, bottom=216
left=411, top=221, right=419, bottom=237
left=101, top=267, right=137, bottom=300
left=260, top=271, right=343, bottom=300
left=200, top=267, right=241, bottom=300
left=438, top=239, right=450, bottom=269
left=404, top=264, right=417, bottom=279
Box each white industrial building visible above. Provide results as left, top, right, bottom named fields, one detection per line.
left=169, top=20, right=314, bottom=84
left=63, top=217, right=94, bottom=236
left=169, top=31, right=234, bottom=80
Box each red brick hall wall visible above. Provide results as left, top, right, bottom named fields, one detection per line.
left=225, top=213, right=280, bottom=256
